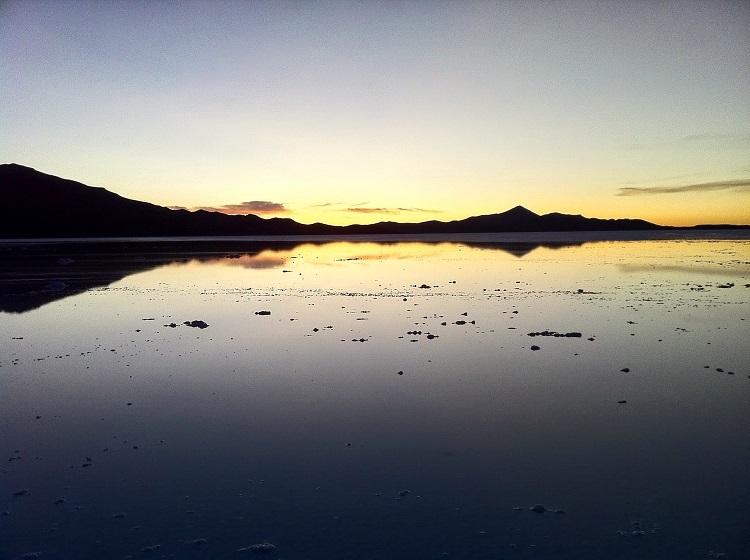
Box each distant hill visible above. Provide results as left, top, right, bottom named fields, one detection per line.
left=0, top=163, right=734, bottom=238
left=366, top=205, right=663, bottom=234
left=0, top=163, right=349, bottom=237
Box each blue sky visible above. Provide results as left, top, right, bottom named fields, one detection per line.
left=2, top=0, right=749, bottom=225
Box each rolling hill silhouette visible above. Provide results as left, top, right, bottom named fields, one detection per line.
left=0, top=163, right=721, bottom=238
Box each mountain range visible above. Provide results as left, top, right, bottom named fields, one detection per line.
left=0, top=163, right=744, bottom=238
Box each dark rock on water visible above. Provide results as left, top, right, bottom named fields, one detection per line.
left=528, top=330, right=582, bottom=338
left=529, top=503, right=565, bottom=514
left=618, top=400, right=627, bottom=404
left=237, top=542, right=276, bottom=553
left=530, top=345, right=540, bottom=351
left=165, top=322, right=178, bottom=328
left=620, top=368, right=630, bottom=373
left=255, top=310, right=271, bottom=315
left=184, top=320, right=209, bottom=328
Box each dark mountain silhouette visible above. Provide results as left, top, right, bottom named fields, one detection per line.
left=0, top=163, right=352, bottom=237
left=368, top=206, right=663, bottom=234
left=1, top=163, right=742, bottom=238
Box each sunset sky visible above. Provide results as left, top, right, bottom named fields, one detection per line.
left=2, top=0, right=749, bottom=226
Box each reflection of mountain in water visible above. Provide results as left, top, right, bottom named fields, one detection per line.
left=460, top=241, right=584, bottom=257
left=0, top=238, right=581, bottom=313
left=0, top=240, right=286, bottom=313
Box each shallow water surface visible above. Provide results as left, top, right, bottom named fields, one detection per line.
left=1, top=234, right=748, bottom=559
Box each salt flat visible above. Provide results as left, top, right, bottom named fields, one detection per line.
left=1, top=233, right=748, bottom=559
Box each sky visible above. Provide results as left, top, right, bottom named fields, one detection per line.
left=1, top=0, right=749, bottom=227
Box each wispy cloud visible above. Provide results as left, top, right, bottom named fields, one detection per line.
left=345, top=207, right=397, bottom=214
left=682, top=133, right=750, bottom=143
left=620, top=133, right=750, bottom=151
left=308, top=202, right=342, bottom=208
left=170, top=201, right=289, bottom=215
left=219, top=201, right=288, bottom=215
left=619, top=174, right=695, bottom=186
left=343, top=207, right=442, bottom=215
left=617, top=179, right=750, bottom=196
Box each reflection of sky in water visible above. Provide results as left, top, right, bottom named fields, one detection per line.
left=1, top=238, right=748, bottom=559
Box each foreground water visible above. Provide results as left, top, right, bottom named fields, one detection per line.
left=1, top=233, right=748, bottom=560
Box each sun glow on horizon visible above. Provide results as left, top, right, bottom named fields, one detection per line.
left=2, top=1, right=748, bottom=227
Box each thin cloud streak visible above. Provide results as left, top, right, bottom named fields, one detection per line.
left=308, top=202, right=343, bottom=208
left=169, top=201, right=289, bottom=215
left=620, top=133, right=750, bottom=151
left=682, top=133, right=750, bottom=143
left=343, top=207, right=442, bottom=215
left=220, top=201, right=288, bottom=214
left=617, top=179, right=750, bottom=197
left=346, top=207, right=396, bottom=214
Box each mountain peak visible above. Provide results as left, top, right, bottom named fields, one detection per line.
left=505, top=205, right=539, bottom=218
left=0, top=165, right=678, bottom=237
left=1, top=163, right=38, bottom=174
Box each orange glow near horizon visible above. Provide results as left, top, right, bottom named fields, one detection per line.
left=160, top=191, right=750, bottom=229
left=5, top=3, right=747, bottom=230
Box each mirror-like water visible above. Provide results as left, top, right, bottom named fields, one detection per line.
left=1, top=233, right=748, bottom=559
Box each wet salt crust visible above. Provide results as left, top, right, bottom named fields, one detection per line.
left=1, top=232, right=748, bottom=559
